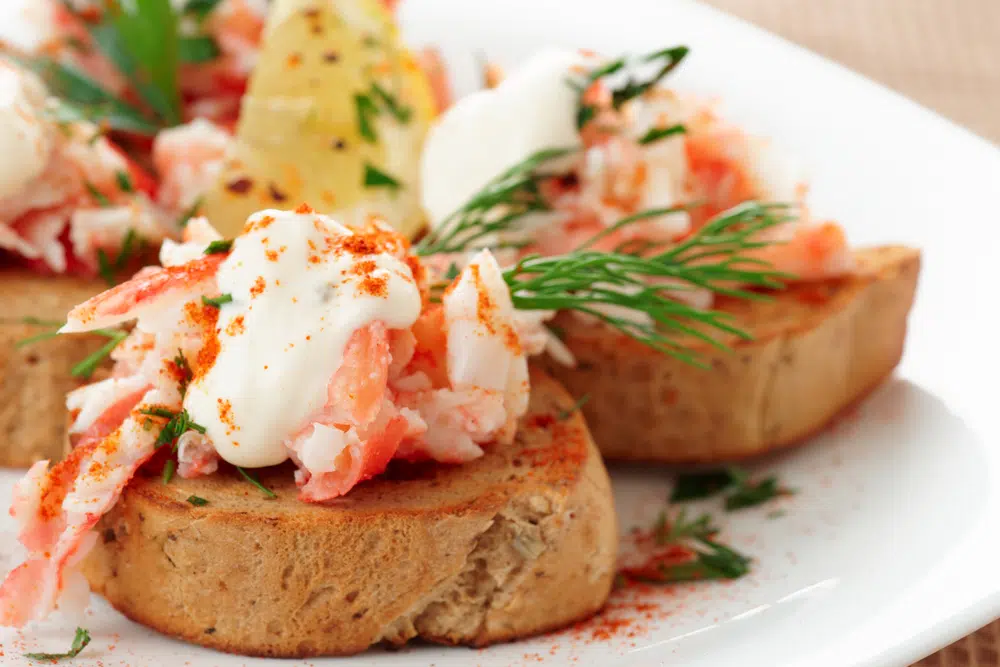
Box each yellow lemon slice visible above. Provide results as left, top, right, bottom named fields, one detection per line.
left=200, top=0, right=435, bottom=239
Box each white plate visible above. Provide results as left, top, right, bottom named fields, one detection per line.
left=3, top=0, right=1000, bottom=665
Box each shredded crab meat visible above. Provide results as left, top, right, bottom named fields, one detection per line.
left=0, top=214, right=556, bottom=627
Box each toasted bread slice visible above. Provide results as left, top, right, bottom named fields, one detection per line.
left=82, top=369, right=617, bottom=658
left=0, top=270, right=112, bottom=468
left=540, top=246, right=921, bottom=463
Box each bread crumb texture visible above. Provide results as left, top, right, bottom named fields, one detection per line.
left=541, top=245, right=921, bottom=462
left=83, top=369, right=618, bottom=657
left=0, top=271, right=111, bottom=467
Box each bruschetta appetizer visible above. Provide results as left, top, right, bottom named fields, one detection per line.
left=0, top=189, right=785, bottom=654
left=0, top=58, right=228, bottom=466
left=418, top=47, right=921, bottom=462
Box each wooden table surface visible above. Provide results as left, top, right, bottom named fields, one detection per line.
left=700, top=2, right=999, bottom=664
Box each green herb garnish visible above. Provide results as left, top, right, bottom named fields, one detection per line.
left=24, top=627, right=91, bottom=662
left=204, top=239, right=233, bottom=254
left=202, top=293, right=233, bottom=308
left=631, top=509, right=752, bottom=583
left=81, top=0, right=182, bottom=126
left=187, top=495, right=209, bottom=506
left=371, top=81, right=412, bottom=123
left=85, top=181, right=110, bottom=207
left=179, top=35, right=220, bottom=63
left=363, top=163, right=401, bottom=190
left=415, top=147, right=574, bottom=255
left=139, top=407, right=206, bottom=450
left=12, top=55, right=160, bottom=135
left=443, top=262, right=460, bottom=280
left=557, top=394, right=591, bottom=421
left=572, top=46, right=689, bottom=129
left=115, top=169, right=134, bottom=193
left=173, top=349, right=193, bottom=397
left=237, top=467, right=277, bottom=499
left=670, top=469, right=740, bottom=502
left=671, top=466, right=793, bottom=511
left=162, top=458, right=176, bottom=484
left=355, top=93, right=379, bottom=143
left=502, top=203, right=790, bottom=366
left=70, top=329, right=129, bottom=380
left=96, top=228, right=138, bottom=286
left=177, top=196, right=203, bottom=228
left=638, top=123, right=686, bottom=145
left=183, top=0, right=224, bottom=21
left=725, top=475, right=790, bottom=511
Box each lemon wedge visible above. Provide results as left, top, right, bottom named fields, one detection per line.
left=200, top=0, right=436, bottom=239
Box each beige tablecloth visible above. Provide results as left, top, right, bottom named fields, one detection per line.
left=701, top=2, right=1000, bottom=664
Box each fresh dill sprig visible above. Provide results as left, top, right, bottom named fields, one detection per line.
left=24, top=627, right=91, bottom=661
left=624, top=508, right=752, bottom=583
left=415, top=147, right=575, bottom=256
left=570, top=46, right=689, bottom=129
left=501, top=202, right=791, bottom=366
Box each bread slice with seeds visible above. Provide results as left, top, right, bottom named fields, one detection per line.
left=540, top=245, right=921, bottom=463
left=82, top=369, right=618, bottom=658
left=0, top=270, right=112, bottom=467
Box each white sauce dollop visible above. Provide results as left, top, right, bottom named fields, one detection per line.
left=0, top=61, right=52, bottom=200
left=420, top=49, right=592, bottom=226
left=183, top=209, right=422, bottom=468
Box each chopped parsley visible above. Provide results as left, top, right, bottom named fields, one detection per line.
left=355, top=93, right=379, bottom=143
left=24, top=627, right=91, bottom=661
left=204, top=239, right=233, bottom=254
left=363, top=163, right=401, bottom=190
left=371, top=81, right=412, bottom=123
left=202, top=293, right=233, bottom=308
left=443, top=262, right=460, bottom=280
left=187, top=495, right=209, bottom=506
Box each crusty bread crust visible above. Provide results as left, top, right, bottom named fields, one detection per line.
left=0, top=270, right=111, bottom=468
left=83, top=369, right=618, bottom=658
left=540, top=246, right=921, bottom=463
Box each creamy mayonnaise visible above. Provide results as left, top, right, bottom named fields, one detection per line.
left=183, top=209, right=422, bottom=468
left=0, top=61, right=52, bottom=201
left=420, top=49, right=592, bottom=226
